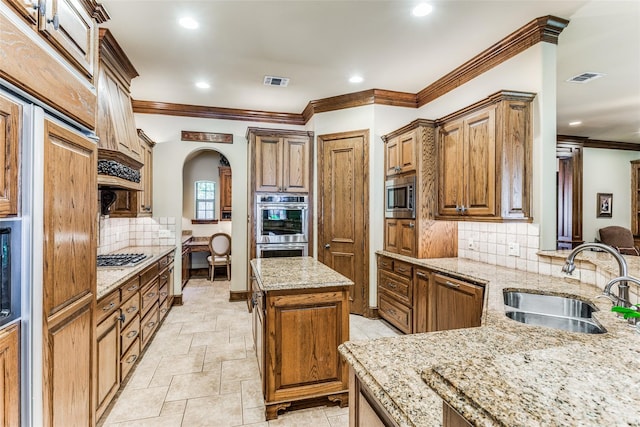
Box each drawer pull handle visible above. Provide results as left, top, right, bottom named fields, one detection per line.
left=147, top=292, right=156, bottom=298
left=102, top=302, right=115, bottom=311
left=161, top=275, right=168, bottom=280
left=381, top=262, right=390, bottom=268
left=416, top=272, right=427, bottom=279
left=160, top=292, right=167, bottom=297
left=444, top=280, right=460, bottom=288
left=397, top=267, right=408, bottom=273
left=387, top=282, right=397, bottom=289
left=126, top=354, right=138, bottom=364
left=161, top=308, right=168, bottom=314
left=146, top=321, right=156, bottom=329
left=126, top=306, right=138, bottom=314
left=388, top=308, right=396, bottom=316
left=126, top=330, right=138, bottom=339
left=127, top=285, right=138, bottom=292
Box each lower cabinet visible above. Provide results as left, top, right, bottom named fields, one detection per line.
left=95, top=252, right=174, bottom=422
left=384, top=219, right=416, bottom=257
left=181, top=241, right=190, bottom=289
left=252, top=282, right=349, bottom=420
left=377, top=255, right=484, bottom=334
left=0, top=323, right=20, bottom=427
left=349, top=367, right=397, bottom=427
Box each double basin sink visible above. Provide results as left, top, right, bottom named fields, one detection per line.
left=504, top=291, right=606, bottom=334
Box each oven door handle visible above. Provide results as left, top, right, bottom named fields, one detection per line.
left=257, top=204, right=308, bottom=210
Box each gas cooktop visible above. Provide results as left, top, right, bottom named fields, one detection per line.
left=97, top=253, right=147, bottom=267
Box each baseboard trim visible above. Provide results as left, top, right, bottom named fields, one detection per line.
left=229, top=291, right=249, bottom=302
left=366, top=307, right=379, bottom=319
left=172, top=295, right=183, bottom=306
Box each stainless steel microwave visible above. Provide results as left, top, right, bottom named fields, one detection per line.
left=385, top=175, right=416, bottom=218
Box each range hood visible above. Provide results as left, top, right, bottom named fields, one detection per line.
left=97, top=148, right=143, bottom=191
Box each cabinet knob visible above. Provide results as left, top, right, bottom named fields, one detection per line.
left=409, top=223, right=415, bottom=228
left=324, top=244, right=331, bottom=249
left=47, top=13, right=60, bottom=30
left=117, top=313, right=126, bottom=323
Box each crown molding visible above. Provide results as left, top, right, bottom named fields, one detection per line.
left=133, top=15, right=568, bottom=126
left=557, top=135, right=640, bottom=151
left=99, top=28, right=139, bottom=86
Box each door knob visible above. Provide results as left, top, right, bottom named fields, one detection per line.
left=324, top=244, right=331, bottom=249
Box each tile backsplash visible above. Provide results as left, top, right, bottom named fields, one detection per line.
left=99, top=216, right=176, bottom=254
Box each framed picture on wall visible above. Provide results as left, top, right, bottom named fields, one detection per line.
left=597, top=193, right=613, bottom=218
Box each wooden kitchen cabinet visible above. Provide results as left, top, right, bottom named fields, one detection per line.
left=437, top=91, right=534, bottom=221
left=413, top=268, right=430, bottom=333
left=349, top=367, right=397, bottom=427
left=0, top=323, right=20, bottom=427
left=137, top=129, right=155, bottom=215
left=96, top=308, right=121, bottom=420
left=382, top=120, right=457, bottom=259
left=0, top=94, right=21, bottom=217
left=181, top=240, right=191, bottom=289
left=385, top=129, right=416, bottom=176
left=377, top=256, right=414, bottom=334
left=219, top=166, right=232, bottom=219
left=42, top=119, right=97, bottom=427
left=430, top=273, right=484, bottom=332
left=249, top=129, right=312, bottom=193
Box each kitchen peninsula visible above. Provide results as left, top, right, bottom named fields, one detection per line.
left=250, top=257, right=353, bottom=420
left=340, top=253, right=640, bottom=426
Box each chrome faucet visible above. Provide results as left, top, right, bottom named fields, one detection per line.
left=562, top=243, right=630, bottom=307
left=602, top=275, right=640, bottom=309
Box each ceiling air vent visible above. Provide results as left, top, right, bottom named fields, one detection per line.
left=263, top=76, right=289, bottom=87
left=567, top=72, right=605, bottom=83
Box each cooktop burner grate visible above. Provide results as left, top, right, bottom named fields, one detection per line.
left=97, top=253, right=147, bottom=267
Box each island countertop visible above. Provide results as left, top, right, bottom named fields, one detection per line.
left=250, top=256, right=353, bottom=292
left=339, top=252, right=640, bottom=427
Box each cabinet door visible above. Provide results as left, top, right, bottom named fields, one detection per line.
left=384, top=219, right=399, bottom=253
left=4, top=0, right=38, bottom=25
left=0, top=94, right=20, bottom=217
left=39, top=0, right=96, bottom=78
left=219, top=166, right=232, bottom=216
left=438, top=120, right=464, bottom=216
left=282, top=137, right=309, bottom=193
left=0, top=324, right=20, bottom=427
left=397, top=219, right=416, bottom=257
left=397, top=131, right=416, bottom=174
left=42, top=119, right=96, bottom=427
left=181, top=247, right=190, bottom=289
left=138, top=136, right=153, bottom=215
left=413, top=269, right=429, bottom=333
left=255, top=136, right=282, bottom=192
left=430, top=273, right=483, bottom=332
left=385, top=136, right=400, bottom=176
left=96, top=311, right=120, bottom=419
left=463, top=107, right=496, bottom=216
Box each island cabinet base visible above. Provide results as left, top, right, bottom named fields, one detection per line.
left=253, top=284, right=350, bottom=420
left=348, top=367, right=397, bottom=427
left=443, top=402, right=473, bottom=427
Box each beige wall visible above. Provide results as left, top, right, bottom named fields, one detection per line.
left=182, top=150, right=223, bottom=220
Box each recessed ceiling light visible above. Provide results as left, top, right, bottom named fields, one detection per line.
left=349, top=75, right=364, bottom=84
left=412, top=3, right=433, bottom=17
left=195, top=81, right=210, bottom=89
left=569, top=121, right=582, bottom=126
left=179, top=17, right=199, bottom=30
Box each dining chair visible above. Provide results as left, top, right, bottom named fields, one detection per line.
left=207, top=233, right=232, bottom=280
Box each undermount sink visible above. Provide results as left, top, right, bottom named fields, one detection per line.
left=503, top=291, right=606, bottom=334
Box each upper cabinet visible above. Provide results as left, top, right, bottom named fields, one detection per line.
left=248, top=128, right=313, bottom=194
left=436, top=91, right=535, bottom=221
left=137, top=129, right=154, bottom=215
left=0, top=94, right=21, bottom=217
left=385, top=130, right=416, bottom=177
left=4, top=0, right=106, bottom=80
left=219, top=166, right=232, bottom=219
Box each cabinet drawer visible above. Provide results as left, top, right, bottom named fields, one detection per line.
left=140, top=263, right=159, bottom=288
left=120, top=314, right=140, bottom=356
left=393, top=260, right=412, bottom=277
left=378, top=293, right=412, bottom=334
left=158, top=268, right=170, bottom=289
left=97, top=292, right=120, bottom=324
left=159, top=297, right=170, bottom=321
left=141, top=279, right=159, bottom=316
left=141, top=303, right=159, bottom=349
left=378, top=256, right=393, bottom=272
left=97, top=310, right=120, bottom=337
left=120, top=293, right=140, bottom=327
left=158, top=281, right=169, bottom=305
left=159, top=253, right=173, bottom=270
left=120, top=276, right=140, bottom=302
left=120, top=338, right=140, bottom=382
left=379, top=270, right=412, bottom=304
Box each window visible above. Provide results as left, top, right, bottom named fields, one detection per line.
left=195, top=181, right=215, bottom=220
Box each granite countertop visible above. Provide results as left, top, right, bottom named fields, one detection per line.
left=97, top=245, right=176, bottom=300
left=338, top=251, right=640, bottom=427
left=250, top=256, right=354, bottom=292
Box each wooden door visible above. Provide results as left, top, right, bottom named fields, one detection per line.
left=463, top=107, right=496, bottom=216
left=255, top=136, right=282, bottom=192
left=318, top=130, right=368, bottom=315
left=438, top=120, right=464, bottom=216
left=557, top=141, right=583, bottom=249
left=40, top=0, right=96, bottom=78
left=282, top=137, right=309, bottom=193
left=43, top=119, right=96, bottom=427
left=0, top=94, right=20, bottom=217
left=430, top=273, right=483, bottom=332
left=0, top=324, right=20, bottom=427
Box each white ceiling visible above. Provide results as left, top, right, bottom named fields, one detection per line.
left=101, top=0, right=640, bottom=144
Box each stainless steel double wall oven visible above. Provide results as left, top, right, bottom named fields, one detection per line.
left=255, top=194, right=308, bottom=257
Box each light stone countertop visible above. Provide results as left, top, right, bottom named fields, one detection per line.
left=97, top=245, right=176, bottom=300
left=338, top=251, right=640, bottom=427
left=250, top=256, right=353, bottom=292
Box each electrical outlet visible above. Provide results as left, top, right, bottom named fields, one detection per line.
left=468, top=238, right=475, bottom=250
left=508, top=242, right=520, bottom=257
left=159, top=229, right=171, bottom=238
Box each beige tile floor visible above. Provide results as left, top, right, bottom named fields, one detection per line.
left=100, top=278, right=399, bottom=427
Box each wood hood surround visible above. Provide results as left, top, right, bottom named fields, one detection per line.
left=96, top=28, right=143, bottom=191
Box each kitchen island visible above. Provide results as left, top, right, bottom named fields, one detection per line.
left=339, top=252, right=640, bottom=426
left=250, top=256, right=353, bottom=420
